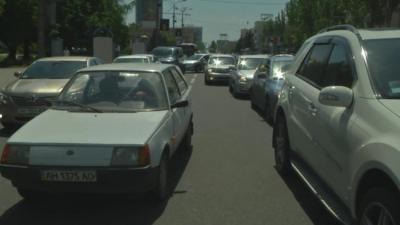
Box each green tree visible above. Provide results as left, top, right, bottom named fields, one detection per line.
left=57, top=0, right=132, bottom=54
left=209, top=41, right=217, bottom=53
left=0, top=0, right=38, bottom=62
left=0, top=0, right=4, bottom=16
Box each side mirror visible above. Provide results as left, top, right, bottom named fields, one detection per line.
left=14, top=71, right=22, bottom=78
left=257, top=73, right=267, bottom=79
left=319, top=86, right=353, bottom=108
left=171, top=100, right=189, bottom=108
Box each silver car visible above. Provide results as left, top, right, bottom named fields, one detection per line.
left=274, top=25, right=400, bottom=224
left=229, top=55, right=269, bottom=97
left=0, top=56, right=102, bottom=128
left=204, top=54, right=236, bottom=85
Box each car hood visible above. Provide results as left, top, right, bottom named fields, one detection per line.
left=379, top=99, right=400, bottom=118
left=183, top=60, right=199, bottom=64
left=237, top=69, right=256, bottom=78
left=3, top=79, right=69, bottom=95
left=9, top=109, right=169, bottom=145
left=207, top=64, right=233, bottom=69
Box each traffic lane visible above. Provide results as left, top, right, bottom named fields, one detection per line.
left=155, top=76, right=340, bottom=225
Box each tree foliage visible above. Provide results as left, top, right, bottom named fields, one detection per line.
left=246, top=0, right=400, bottom=52
left=0, top=0, right=132, bottom=63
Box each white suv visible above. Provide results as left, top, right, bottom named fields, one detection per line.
left=273, top=25, right=400, bottom=224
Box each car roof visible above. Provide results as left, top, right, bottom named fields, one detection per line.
left=272, top=54, right=294, bottom=60
left=115, top=55, right=150, bottom=59
left=209, top=54, right=234, bottom=58
left=358, top=29, right=400, bottom=40
left=239, top=54, right=269, bottom=59
left=37, top=56, right=92, bottom=62
left=78, top=63, right=173, bottom=73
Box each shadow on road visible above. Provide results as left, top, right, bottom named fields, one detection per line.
left=0, top=147, right=193, bottom=225
left=277, top=168, right=341, bottom=225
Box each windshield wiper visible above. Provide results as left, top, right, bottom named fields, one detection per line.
left=53, top=100, right=103, bottom=113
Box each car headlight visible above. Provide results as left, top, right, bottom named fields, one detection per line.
left=111, top=145, right=150, bottom=166
left=208, top=68, right=213, bottom=73
left=0, top=92, right=10, bottom=104
left=239, top=76, right=247, bottom=82
left=0, top=144, right=30, bottom=165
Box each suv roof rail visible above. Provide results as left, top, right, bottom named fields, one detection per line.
left=318, top=24, right=359, bottom=35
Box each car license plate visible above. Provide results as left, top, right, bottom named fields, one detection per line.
left=18, top=107, right=45, bottom=115
left=41, top=170, right=97, bottom=182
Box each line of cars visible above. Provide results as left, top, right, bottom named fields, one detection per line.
left=0, top=52, right=193, bottom=201
left=202, top=25, right=400, bottom=225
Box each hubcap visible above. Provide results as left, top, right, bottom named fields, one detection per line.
left=361, top=202, right=395, bottom=225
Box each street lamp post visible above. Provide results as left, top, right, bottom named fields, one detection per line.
left=172, top=0, right=186, bottom=29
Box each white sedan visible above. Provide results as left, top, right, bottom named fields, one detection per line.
left=0, top=63, right=193, bottom=201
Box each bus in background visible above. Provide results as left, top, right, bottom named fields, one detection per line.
left=177, top=43, right=198, bottom=57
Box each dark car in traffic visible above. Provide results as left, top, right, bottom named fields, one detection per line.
left=152, top=46, right=186, bottom=73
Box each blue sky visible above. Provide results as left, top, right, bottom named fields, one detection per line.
left=125, top=0, right=289, bottom=45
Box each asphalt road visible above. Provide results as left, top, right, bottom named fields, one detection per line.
left=0, top=69, right=340, bottom=225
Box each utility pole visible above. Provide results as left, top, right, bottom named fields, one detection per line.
left=172, top=0, right=186, bottom=29
left=180, top=7, right=191, bottom=28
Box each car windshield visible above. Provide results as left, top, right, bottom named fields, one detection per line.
left=152, top=48, right=173, bottom=57
left=114, top=58, right=148, bottom=63
left=187, top=55, right=203, bottom=60
left=272, top=60, right=293, bottom=78
left=55, top=71, right=168, bottom=112
left=209, top=57, right=234, bottom=65
left=22, top=61, right=86, bottom=79
left=238, top=58, right=265, bottom=70
left=365, top=38, right=400, bottom=98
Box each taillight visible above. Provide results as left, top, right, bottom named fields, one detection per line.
left=0, top=144, right=10, bottom=164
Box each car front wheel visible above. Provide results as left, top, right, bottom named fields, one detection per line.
left=153, top=153, right=169, bottom=202
left=274, top=117, right=291, bottom=175
left=359, top=188, right=400, bottom=225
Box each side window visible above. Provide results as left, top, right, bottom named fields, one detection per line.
left=322, top=44, right=354, bottom=88
left=89, top=59, right=97, bottom=67
left=163, top=70, right=180, bottom=104
left=297, top=44, right=332, bottom=88
left=170, top=68, right=188, bottom=94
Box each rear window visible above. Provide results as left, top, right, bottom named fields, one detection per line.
left=209, top=57, right=235, bottom=65
left=22, top=61, right=87, bottom=79
left=113, top=58, right=148, bottom=63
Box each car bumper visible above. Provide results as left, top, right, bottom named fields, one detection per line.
left=0, top=165, right=159, bottom=193
left=205, top=72, right=231, bottom=81
left=236, top=81, right=253, bottom=94
left=0, top=103, right=49, bottom=125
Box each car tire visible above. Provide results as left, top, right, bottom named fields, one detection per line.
left=274, top=117, right=292, bottom=176
left=358, top=188, right=400, bottom=225
left=181, top=121, right=193, bottom=151
left=204, top=77, right=211, bottom=85
left=153, top=153, right=169, bottom=202
left=264, top=98, right=273, bottom=124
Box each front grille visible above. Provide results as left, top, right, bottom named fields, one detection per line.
left=11, top=96, right=55, bottom=107
left=212, top=68, right=229, bottom=73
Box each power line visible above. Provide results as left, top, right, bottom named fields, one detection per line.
left=199, top=0, right=287, bottom=5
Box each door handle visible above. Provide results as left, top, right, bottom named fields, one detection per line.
left=308, top=102, right=318, bottom=116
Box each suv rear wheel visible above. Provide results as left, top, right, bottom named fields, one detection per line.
left=273, top=116, right=291, bottom=175
left=359, top=188, right=400, bottom=225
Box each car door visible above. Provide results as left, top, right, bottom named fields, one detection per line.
left=171, top=67, right=191, bottom=131
left=163, top=68, right=189, bottom=153
left=286, top=38, right=333, bottom=170
left=310, top=38, right=357, bottom=199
